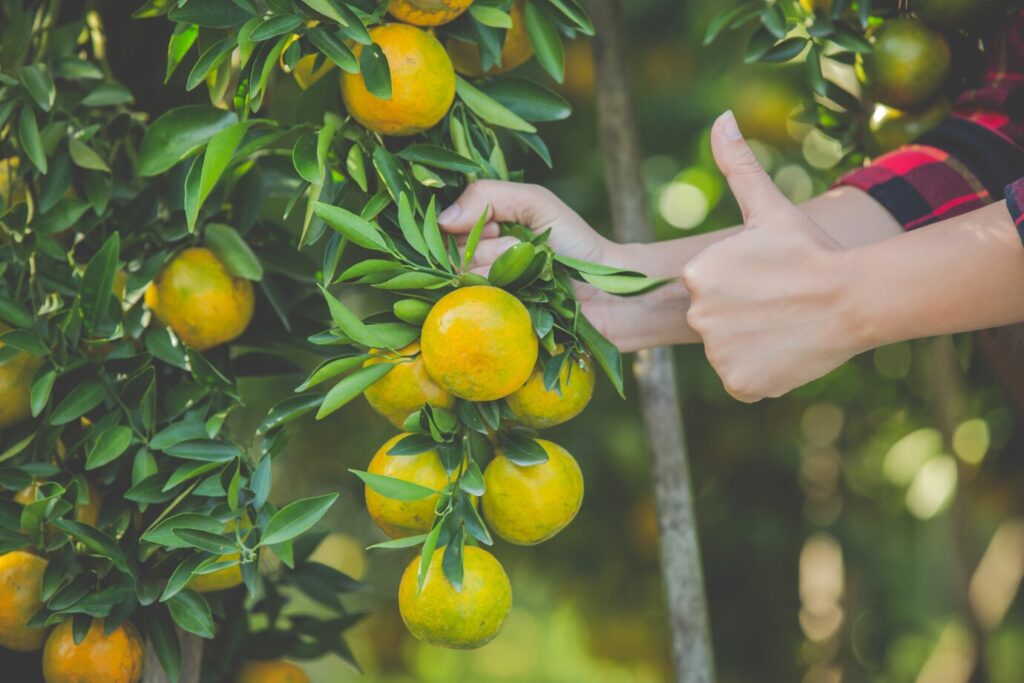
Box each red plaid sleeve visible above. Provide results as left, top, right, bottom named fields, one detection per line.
left=836, top=10, right=1024, bottom=231
left=1007, top=177, right=1024, bottom=239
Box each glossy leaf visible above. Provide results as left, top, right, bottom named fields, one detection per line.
left=260, top=493, right=339, bottom=545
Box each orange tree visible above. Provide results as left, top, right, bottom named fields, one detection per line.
left=139, top=0, right=668, bottom=656
left=1, top=2, right=362, bottom=681
left=707, top=0, right=1013, bottom=157
left=0, top=0, right=664, bottom=679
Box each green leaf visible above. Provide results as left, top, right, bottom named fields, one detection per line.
left=164, top=440, right=240, bottom=462
left=387, top=433, right=437, bottom=456
left=52, top=519, right=132, bottom=574
left=160, top=554, right=208, bottom=603
left=374, top=272, right=450, bottom=290
left=166, top=23, right=199, bottom=83
left=68, top=138, right=110, bottom=173
left=397, top=145, right=481, bottom=173
left=470, top=5, right=512, bottom=27
left=80, top=232, right=119, bottom=332
left=81, top=82, right=135, bottom=107
left=318, top=286, right=386, bottom=347
left=30, top=367, right=55, bottom=418
left=462, top=206, right=489, bottom=269
left=359, top=43, right=391, bottom=99
left=186, top=36, right=236, bottom=91
left=417, top=519, right=443, bottom=591
left=300, top=0, right=354, bottom=26
left=294, top=355, right=370, bottom=392
left=372, top=145, right=413, bottom=201
left=313, top=203, right=390, bottom=252
left=316, top=363, right=393, bottom=419
left=166, top=590, right=215, bottom=639
left=456, top=77, right=536, bottom=133
left=397, top=192, right=431, bottom=259
left=257, top=394, right=323, bottom=434
left=139, top=105, right=238, bottom=176
left=350, top=470, right=437, bottom=501
left=0, top=295, right=33, bottom=328
left=499, top=432, right=548, bottom=465
left=86, top=426, right=133, bottom=470
left=143, top=514, right=225, bottom=548
left=480, top=78, right=571, bottom=123
left=173, top=529, right=236, bottom=554
left=307, top=26, right=359, bottom=73
left=141, top=607, right=181, bottom=682
left=293, top=134, right=321, bottom=184
left=150, top=422, right=208, bottom=451
left=761, top=3, right=787, bottom=38
left=167, top=0, right=250, bottom=27
left=705, top=3, right=756, bottom=45
left=758, top=37, right=808, bottom=63
left=524, top=1, right=564, bottom=83
left=422, top=197, right=450, bottom=270
left=260, top=493, right=339, bottom=546
left=50, top=382, right=105, bottom=425
left=442, top=528, right=464, bottom=590
left=547, top=0, right=594, bottom=34
left=578, top=272, right=672, bottom=296
left=367, top=534, right=428, bottom=549
left=577, top=314, right=624, bottom=398
left=251, top=14, right=303, bottom=41
left=197, top=120, right=259, bottom=217
left=18, top=107, right=46, bottom=174
left=346, top=145, right=368, bottom=192
left=205, top=223, right=263, bottom=281
left=19, top=65, right=55, bottom=111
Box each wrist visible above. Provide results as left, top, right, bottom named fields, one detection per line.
left=836, top=245, right=888, bottom=354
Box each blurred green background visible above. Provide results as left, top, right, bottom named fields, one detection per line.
left=100, top=0, right=1024, bottom=681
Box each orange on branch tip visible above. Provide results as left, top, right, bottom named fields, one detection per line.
left=506, top=349, right=595, bottom=429
left=420, top=286, right=539, bottom=401
left=482, top=439, right=584, bottom=545
left=398, top=546, right=512, bottom=649
left=387, top=0, right=474, bottom=27
left=42, top=618, right=143, bottom=683
left=364, top=341, right=455, bottom=429
left=366, top=433, right=450, bottom=538
left=147, top=246, right=254, bottom=351
left=857, top=18, right=950, bottom=111
left=448, top=1, right=534, bottom=77
left=0, top=550, right=48, bottom=652
left=340, top=24, right=456, bottom=136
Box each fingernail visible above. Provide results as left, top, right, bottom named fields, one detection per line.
left=438, top=204, right=461, bottom=224
left=719, top=110, right=742, bottom=141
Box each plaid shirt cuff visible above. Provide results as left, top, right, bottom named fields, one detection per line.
left=835, top=144, right=992, bottom=230
left=1007, top=177, right=1024, bottom=244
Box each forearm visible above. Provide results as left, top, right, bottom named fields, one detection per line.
left=845, top=201, right=1024, bottom=349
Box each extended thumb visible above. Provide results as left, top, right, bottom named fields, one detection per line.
left=711, top=111, right=787, bottom=225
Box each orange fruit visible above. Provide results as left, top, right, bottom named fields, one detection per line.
left=398, top=546, right=511, bottom=649
left=148, top=247, right=254, bottom=351
left=308, top=533, right=368, bottom=580
left=448, top=1, right=534, bottom=76
left=0, top=550, right=48, bottom=651
left=0, top=323, right=43, bottom=428
left=340, top=24, right=456, bottom=136
left=42, top=618, right=143, bottom=683
left=365, top=434, right=449, bottom=538
left=236, top=660, right=310, bottom=683
left=481, top=439, right=583, bottom=545
left=867, top=98, right=951, bottom=154
left=421, top=286, right=538, bottom=401
left=505, top=350, right=595, bottom=429
left=363, top=342, right=456, bottom=429
left=388, top=0, right=474, bottom=27
left=858, top=18, right=950, bottom=110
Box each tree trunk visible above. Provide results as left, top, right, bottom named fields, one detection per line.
left=587, top=2, right=717, bottom=681
left=142, top=629, right=203, bottom=683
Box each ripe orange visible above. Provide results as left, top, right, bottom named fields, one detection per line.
left=421, top=286, right=538, bottom=401
left=388, top=0, right=474, bottom=27
left=0, top=550, right=48, bottom=651
left=363, top=342, right=455, bottom=429
left=505, top=350, right=595, bottom=429
left=481, top=439, right=583, bottom=545
left=858, top=18, right=950, bottom=110
left=366, top=434, right=449, bottom=538
left=448, top=1, right=534, bottom=77
left=398, top=546, right=511, bottom=649
left=0, top=323, right=43, bottom=428
left=42, top=618, right=143, bottom=683
left=867, top=98, right=951, bottom=154
left=236, top=660, right=310, bottom=683
left=340, top=24, right=456, bottom=136
left=147, top=247, right=254, bottom=351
